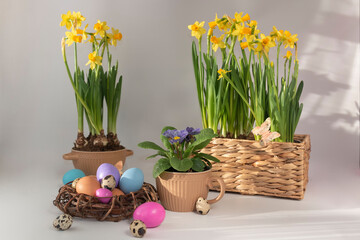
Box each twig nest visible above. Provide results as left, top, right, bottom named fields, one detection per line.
left=196, top=197, right=210, bottom=215
left=71, top=178, right=81, bottom=189
left=53, top=214, right=73, bottom=231
left=130, top=220, right=147, bottom=238
left=101, top=175, right=116, bottom=191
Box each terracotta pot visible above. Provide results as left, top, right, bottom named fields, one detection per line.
left=156, top=170, right=225, bottom=212
left=63, top=149, right=133, bottom=175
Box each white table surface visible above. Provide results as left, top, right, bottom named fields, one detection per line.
left=0, top=146, right=359, bottom=240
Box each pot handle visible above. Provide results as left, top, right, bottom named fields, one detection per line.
left=63, top=152, right=78, bottom=161
left=115, top=161, right=124, bottom=172
left=206, top=177, right=225, bottom=204
left=125, top=149, right=134, bottom=157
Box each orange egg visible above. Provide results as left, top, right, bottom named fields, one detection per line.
left=112, top=188, right=125, bottom=196
left=76, top=175, right=100, bottom=196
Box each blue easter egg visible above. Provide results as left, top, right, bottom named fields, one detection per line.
left=63, top=169, right=86, bottom=185
left=119, top=168, right=144, bottom=194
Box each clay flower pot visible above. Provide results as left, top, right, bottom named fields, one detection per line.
left=156, top=169, right=225, bottom=212
left=63, top=149, right=133, bottom=175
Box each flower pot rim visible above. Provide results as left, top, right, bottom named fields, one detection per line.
left=70, top=148, right=130, bottom=154
left=161, top=169, right=212, bottom=176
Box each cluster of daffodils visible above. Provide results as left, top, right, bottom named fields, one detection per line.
left=189, top=13, right=303, bottom=143
left=60, top=11, right=122, bottom=70
left=60, top=11, right=124, bottom=151
left=188, top=13, right=298, bottom=61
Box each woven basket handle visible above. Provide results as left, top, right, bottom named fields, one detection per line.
left=206, top=177, right=225, bottom=204
left=63, top=152, right=78, bottom=160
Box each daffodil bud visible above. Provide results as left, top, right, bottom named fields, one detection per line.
left=61, top=37, right=66, bottom=58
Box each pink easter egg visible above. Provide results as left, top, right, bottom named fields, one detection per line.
left=133, top=202, right=165, bottom=228
left=95, top=188, right=113, bottom=204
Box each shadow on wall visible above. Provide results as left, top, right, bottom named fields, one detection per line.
left=297, top=0, right=360, bottom=172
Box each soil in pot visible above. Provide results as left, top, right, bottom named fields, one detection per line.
left=73, top=131, right=125, bottom=152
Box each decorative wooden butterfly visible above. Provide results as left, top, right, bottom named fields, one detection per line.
left=252, top=118, right=280, bottom=146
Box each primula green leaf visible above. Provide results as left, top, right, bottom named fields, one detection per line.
left=146, top=153, right=160, bottom=160
left=183, top=145, right=195, bottom=158
left=197, top=153, right=220, bottom=162
left=170, top=157, right=193, bottom=172
left=193, top=139, right=212, bottom=152
left=161, top=126, right=176, bottom=134
left=190, top=128, right=217, bottom=148
left=191, top=158, right=206, bottom=172
left=138, top=141, right=166, bottom=152
left=153, top=158, right=171, bottom=178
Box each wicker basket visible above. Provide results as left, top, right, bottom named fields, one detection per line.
left=201, top=134, right=311, bottom=200
left=53, top=182, right=158, bottom=222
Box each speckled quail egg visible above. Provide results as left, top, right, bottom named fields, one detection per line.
left=53, top=214, right=73, bottom=231
left=130, top=220, right=147, bottom=238
left=71, top=178, right=81, bottom=189
left=195, top=197, right=210, bottom=215
left=101, top=175, right=116, bottom=191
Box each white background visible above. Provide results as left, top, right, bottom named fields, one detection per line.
left=0, top=0, right=359, bottom=239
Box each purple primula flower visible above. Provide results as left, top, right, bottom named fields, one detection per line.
left=186, top=127, right=200, bottom=135
left=163, top=129, right=188, bottom=144
left=185, top=127, right=200, bottom=142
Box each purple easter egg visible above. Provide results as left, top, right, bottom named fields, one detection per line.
left=96, top=163, right=121, bottom=186
left=133, top=202, right=166, bottom=228
left=95, top=188, right=113, bottom=204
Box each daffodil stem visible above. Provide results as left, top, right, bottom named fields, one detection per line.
left=284, top=59, right=287, bottom=83
left=198, top=38, right=207, bottom=129
left=224, top=36, right=236, bottom=69
left=74, top=43, right=83, bottom=133
left=63, top=45, right=100, bottom=135
left=207, top=35, right=210, bottom=55
left=223, top=74, right=257, bottom=122
left=287, top=56, right=292, bottom=85
left=276, top=43, right=281, bottom=87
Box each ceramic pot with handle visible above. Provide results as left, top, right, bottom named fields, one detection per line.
left=156, top=169, right=225, bottom=212
left=63, top=149, right=133, bottom=175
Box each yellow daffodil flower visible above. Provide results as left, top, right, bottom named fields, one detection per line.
left=76, top=24, right=88, bottom=41
left=209, top=21, right=217, bottom=29
left=94, top=20, right=110, bottom=37
left=240, top=42, right=248, bottom=49
left=86, top=51, right=102, bottom=70
left=65, top=29, right=82, bottom=46
left=72, top=11, right=85, bottom=29
left=270, top=26, right=284, bottom=42
left=215, top=14, right=231, bottom=32
left=245, top=35, right=256, bottom=51
left=208, top=21, right=217, bottom=36
left=210, top=35, right=226, bottom=52
left=87, top=35, right=96, bottom=43
left=283, top=50, right=292, bottom=59
left=248, top=20, right=257, bottom=28
left=259, top=34, right=276, bottom=52
left=217, top=69, right=231, bottom=80
left=270, top=61, right=274, bottom=67
left=248, top=20, right=260, bottom=35
left=188, top=21, right=206, bottom=39
left=234, top=12, right=250, bottom=23
left=232, top=24, right=251, bottom=41
left=60, top=11, right=73, bottom=30
left=108, top=28, right=123, bottom=46
left=283, top=31, right=298, bottom=48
